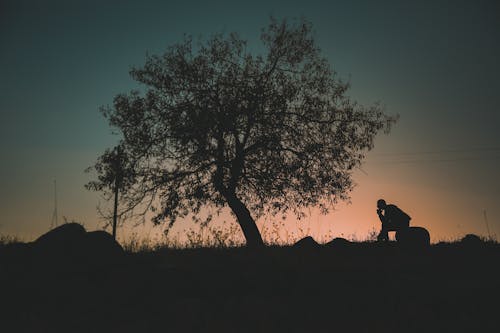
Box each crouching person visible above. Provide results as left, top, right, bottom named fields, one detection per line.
left=376, top=199, right=411, bottom=241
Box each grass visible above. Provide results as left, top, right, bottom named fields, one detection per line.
left=1, top=224, right=499, bottom=333
left=119, top=221, right=381, bottom=253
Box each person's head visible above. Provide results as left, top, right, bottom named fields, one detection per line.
left=377, top=199, right=387, bottom=209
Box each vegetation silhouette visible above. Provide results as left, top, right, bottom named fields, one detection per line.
left=1, top=231, right=499, bottom=332
left=1, top=13, right=499, bottom=333
left=87, top=17, right=397, bottom=247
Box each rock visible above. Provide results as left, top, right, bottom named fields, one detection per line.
left=325, top=237, right=351, bottom=248
left=461, top=234, right=483, bottom=247
left=396, top=226, right=430, bottom=248
left=34, top=222, right=86, bottom=245
left=85, top=231, right=124, bottom=261
left=32, top=223, right=123, bottom=264
left=33, top=223, right=87, bottom=256
left=293, top=236, right=320, bottom=249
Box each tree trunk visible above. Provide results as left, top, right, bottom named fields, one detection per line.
left=225, top=192, right=264, bottom=248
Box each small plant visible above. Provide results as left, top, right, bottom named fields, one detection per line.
left=182, top=222, right=245, bottom=249
left=365, top=227, right=379, bottom=242
left=121, top=232, right=157, bottom=253
left=0, top=234, right=22, bottom=246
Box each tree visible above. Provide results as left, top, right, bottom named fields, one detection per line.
left=92, top=17, right=397, bottom=247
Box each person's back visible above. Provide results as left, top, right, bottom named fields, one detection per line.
left=384, top=204, right=411, bottom=229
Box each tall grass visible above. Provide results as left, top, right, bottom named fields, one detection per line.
left=121, top=222, right=246, bottom=252
left=120, top=220, right=382, bottom=253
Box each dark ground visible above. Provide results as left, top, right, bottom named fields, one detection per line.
left=1, top=241, right=499, bottom=333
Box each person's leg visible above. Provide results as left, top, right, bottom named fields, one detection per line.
left=378, top=224, right=389, bottom=241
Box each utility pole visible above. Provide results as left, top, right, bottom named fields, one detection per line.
left=112, top=173, right=120, bottom=240
left=483, top=209, right=491, bottom=239
left=50, top=179, right=58, bottom=229
left=112, top=146, right=123, bottom=240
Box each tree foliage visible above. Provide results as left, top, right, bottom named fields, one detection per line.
left=90, top=17, right=397, bottom=247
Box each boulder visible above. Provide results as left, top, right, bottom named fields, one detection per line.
left=33, top=223, right=87, bottom=256
left=85, top=231, right=124, bottom=261
left=461, top=234, right=483, bottom=247
left=325, top=237, right=351, bottom=248
left=293, top=236, right=320, bottom=249
left=32, top=223, right=123, bottom=264
left=396, top=226, right=430, bottom=248
left=35, top=222, right=86, bottom=245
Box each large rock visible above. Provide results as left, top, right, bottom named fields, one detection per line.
left=396, top=226, right=430, bottom=248
left=85, top=231, right=124, bottom=260
left=293, top=236, right=320, bottom=249
left=33, top=222, right=87, bottom=256
left=460, top=234, right=484, bottom=250
left=35, top=222, right=86, bottom=246
left=324, top=237, right=351, bottom=249
left=32, top=223, right=123, bottom=264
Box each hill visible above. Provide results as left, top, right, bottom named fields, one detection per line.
left=1, top=240, right=499, bottom=332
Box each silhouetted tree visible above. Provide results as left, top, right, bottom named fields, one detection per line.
left=94, top=17, right=397, bottom=247
left=85, top=144, right=136, bottom=239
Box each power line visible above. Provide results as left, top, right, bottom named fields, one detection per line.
left=372, top=147, right=500, bottom=157
left=366, top=146, right=500, bottom=165
left=370, top=156, right=500, bottom=165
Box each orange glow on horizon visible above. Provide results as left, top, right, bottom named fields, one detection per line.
left=4, top=155, right=497, bottom=245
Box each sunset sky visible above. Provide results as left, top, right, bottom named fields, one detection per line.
left=1, top=0, right=499, bottom=243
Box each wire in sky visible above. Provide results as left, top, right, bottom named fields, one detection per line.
left=371, top=147, right=500, bottom=157
left=371, top=156, right=500, bottom=165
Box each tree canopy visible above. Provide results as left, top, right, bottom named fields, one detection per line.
left=89, top=17, right=397, bottom=247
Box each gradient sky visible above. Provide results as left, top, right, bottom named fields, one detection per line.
left=1, top=0, right=499, bottom=243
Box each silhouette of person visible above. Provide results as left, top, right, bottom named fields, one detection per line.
left=376, top=199, right=411, bottom=241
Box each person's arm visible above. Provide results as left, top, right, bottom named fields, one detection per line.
left=377, top=209, right=386, bottom=223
